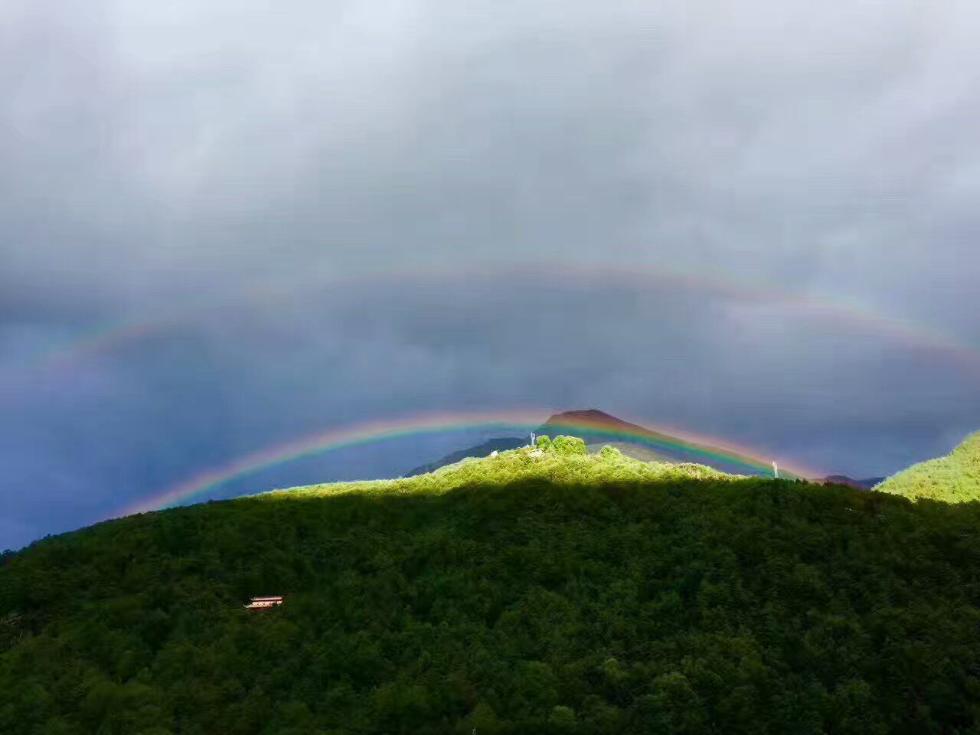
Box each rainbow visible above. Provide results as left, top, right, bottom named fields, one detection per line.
left=33, top=321, right=168, bottom=372
left=116, top=408, right=821, bottom=517
left=16, top=261, right=980, bottom=381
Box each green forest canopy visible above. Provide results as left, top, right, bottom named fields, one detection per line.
left=2, top=438, right=980, bottom=734
left=875, top=432, right=980, bottom=503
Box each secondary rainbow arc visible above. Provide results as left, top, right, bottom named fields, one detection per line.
left=21, top=261, right=980, bottom=380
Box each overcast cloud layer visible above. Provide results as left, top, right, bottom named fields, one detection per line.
left=1, top=0, right=979, bottom=549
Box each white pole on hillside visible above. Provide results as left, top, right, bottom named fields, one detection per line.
left=772, top=461, right=779, bottom=479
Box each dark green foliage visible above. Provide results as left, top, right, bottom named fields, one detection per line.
left=2, top=472, right=980, bottom=733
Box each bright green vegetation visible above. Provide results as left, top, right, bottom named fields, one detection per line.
left=3, top=438, right=980, bottom=734
left=876, top=432, right=980, bottom=503
left=280, top=437, right=732, bottom=503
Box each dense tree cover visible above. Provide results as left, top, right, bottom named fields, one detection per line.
left=2, top=442, right=980, bottom=734
left=277, top=438, right=729, bottom=504
left=876, top=432, right=980, bottom=502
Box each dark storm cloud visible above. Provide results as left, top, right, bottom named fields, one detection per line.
left=3, top=1, right=979, bottom=296
left=1, top=0, right=979, bottom=547
left=4, top=277, right=977, bottom=550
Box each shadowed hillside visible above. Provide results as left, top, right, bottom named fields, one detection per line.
left=2, top=441, right=980, bottom=733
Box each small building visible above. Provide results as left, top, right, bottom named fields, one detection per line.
left=244, top=595, right=284, bottom=610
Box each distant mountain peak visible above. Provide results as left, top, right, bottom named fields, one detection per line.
left=549, top=408, right=615, bottom=420
left=404, top=409, right=642, bottom=478
left=542, top=409, right=647, bottom=432
left=546, top=408, right=619, bottom=423
left=821, top=475, right=884, bottom=491
left=405, top=407, right=875, bottom=486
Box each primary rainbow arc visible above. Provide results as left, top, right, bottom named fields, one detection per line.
left=117, top=408, right=820, bottom=517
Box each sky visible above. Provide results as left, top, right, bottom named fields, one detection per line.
left=1, top=0, right=979, bottom=549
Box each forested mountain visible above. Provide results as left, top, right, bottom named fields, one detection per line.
left=820, top=475, right=884, bottom=490
left=405, top=437, right=526, bottom=477
left=875, top=432, right=980, bottom=502
left=2, top=440, right=980, bottom=733
left=405, top=409, right=767, bottom=478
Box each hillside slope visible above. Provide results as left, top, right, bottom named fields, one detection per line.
left=405, top=409, right=783, bottom=479
left=585, top=441, right=674, bottom=463
left=820, top=475, right=884, bottom=491
left=405, top=437, right=526, bottom=477
left=540, top=409, right=762, bottom=473
left=2, top=443, right=980, bottom=733
left=405, top=438, right=674, bottom=478
left=876, top=432, right=980, bottom=502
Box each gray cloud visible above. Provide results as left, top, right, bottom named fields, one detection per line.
left=3, top=276, right=977, bottom=549
left=1, top=0, right=979, bottom=548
